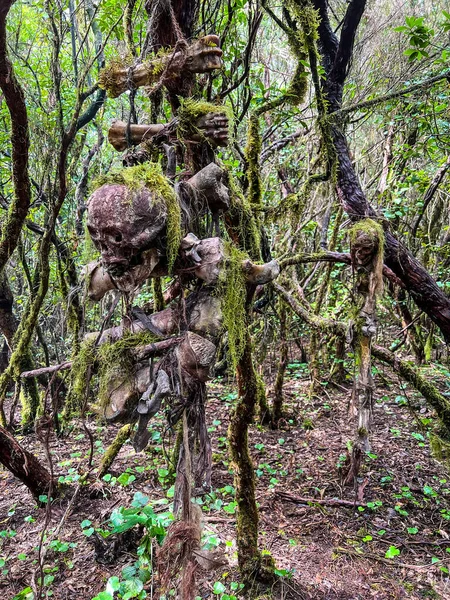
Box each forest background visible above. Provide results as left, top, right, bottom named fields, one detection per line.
left=1, top=0, right=450, bottom=598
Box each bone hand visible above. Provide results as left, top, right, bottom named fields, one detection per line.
left=107, top=112, right=228, bottom=152
left=194, top=113, right=229, bottom=147
left=99, top=35, right=222, bottom=98
left=242, top=259, right=280, bottom=284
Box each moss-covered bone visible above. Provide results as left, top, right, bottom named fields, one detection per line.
left=98, top=36, right=223, bottom=98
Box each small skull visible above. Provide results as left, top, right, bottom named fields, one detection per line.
left=87, top=184, right=167, bottom=279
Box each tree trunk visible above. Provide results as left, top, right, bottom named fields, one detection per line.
left=0, top=424, right=55, bottom=501
left=306, top=0, right=450, bottom=342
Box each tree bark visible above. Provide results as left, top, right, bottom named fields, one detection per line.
left=308, top=0, right=450, bottom=342
left=0, top=425, right=55, bottom=501
left=0, top=1, right=31, bottom=275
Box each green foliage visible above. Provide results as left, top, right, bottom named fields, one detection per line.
left=91, top=494, right=174, bottom=600
left=395, top=16, right=434, bottom=60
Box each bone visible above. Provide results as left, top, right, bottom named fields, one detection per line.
left=99, top=35, right=223, bottom=98
left=242, top=259, right=280, bottom=284
left=184, top=163, right=230, bottom=212
left=108, top=120, right=165, bottom=151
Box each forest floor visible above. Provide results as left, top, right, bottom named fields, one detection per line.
left=1, top=357, right=450, bottom=600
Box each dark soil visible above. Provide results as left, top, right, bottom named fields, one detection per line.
left=1, top=358, right=450, bottom=599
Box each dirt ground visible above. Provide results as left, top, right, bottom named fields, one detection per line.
left=1, top=358, right=450, bottom=599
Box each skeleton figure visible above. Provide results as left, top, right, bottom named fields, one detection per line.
left=85, top=34, right=279, bottom=502
left=85, top=163, right=279, bottom=486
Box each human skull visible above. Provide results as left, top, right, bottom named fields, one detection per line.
left=87, top=184, right=167, bottom=279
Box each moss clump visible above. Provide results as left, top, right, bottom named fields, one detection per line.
left=216, top=242, right=248, bottom=371
left=244, top=114, right=263, bottom=208
left=176, top=98, right=233, bottom=144
left=97, top=330, right=158, bottom=410
left=349, top=218, right=385, bottom=297
left=64, top=336, right=97, bottom=420
left=94, top=163, right=182, bottom=272
left=224, top=170, right=261, bottom=261
left=98, top=58, right=129, bottom=98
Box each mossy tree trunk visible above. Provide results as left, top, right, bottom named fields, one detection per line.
left=272, top=303, right=288, bottom=426
left=346, top=219, right=384, bottom=481
left=228, top=333, right=260, bottom=579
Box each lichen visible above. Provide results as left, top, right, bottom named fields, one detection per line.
left=93, top=162, right=182, bottom=272
left=244, top=114, right=263, bottom=208
left=216, top=242, right=248, bottom=371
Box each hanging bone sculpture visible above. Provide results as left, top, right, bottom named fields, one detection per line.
left=108, top=112, right=229, bottom=152
left=85, top=160, right=279, bottom=502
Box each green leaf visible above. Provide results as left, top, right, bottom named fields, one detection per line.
left=385, top=546, right=400, bottom=559
left=212, top=581, right=226, bottom=594
left=81, top=519, right=92, bottom=528
left=106, top=576, right=120, bottom=593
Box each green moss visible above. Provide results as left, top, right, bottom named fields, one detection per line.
left=64, top=336, right=97, bottom=420
left=153, top=278, right=165, bottom=312
left=216, top=242, right=248, bottom=371
left=244, top=114, right=263, bottom=208
left=349, top=218, right=385, bottom=297
left=98, top=423, right=132, bottom=477
left=98, top=50, right=170, bottom=98
left=97, top=330, right=158, bottom=410
left=98, top=58, right=129, bottom=98
left=93, top=163, right=182, bottom=272
left=430, top=433, right=450, bottom=466
left=224, top=170, right=261, bottom=261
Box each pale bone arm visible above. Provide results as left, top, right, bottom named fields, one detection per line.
left=108, top=115, right=229, bottom=152
left=99, top=35, right=222, bottom=99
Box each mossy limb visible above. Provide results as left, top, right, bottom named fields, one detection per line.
left=216, top=242, right=248, bottom=371
left=98, top=423, right=132, bottom=477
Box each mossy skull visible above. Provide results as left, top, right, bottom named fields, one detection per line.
left=87, top=164, right=182, bottom=281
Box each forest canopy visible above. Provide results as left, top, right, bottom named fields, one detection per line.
left=0, top=0, right=450, bottom=598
